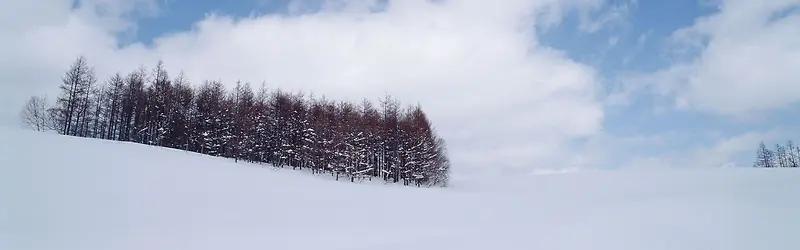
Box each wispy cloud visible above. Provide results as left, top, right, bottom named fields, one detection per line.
left=577, top=0, right=637, bottom=33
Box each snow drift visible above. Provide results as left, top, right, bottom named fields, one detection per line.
left=1, top=127, right=799, bottom=250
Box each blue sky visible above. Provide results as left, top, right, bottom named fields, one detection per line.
left=133, top=0, right=283, bottom=42
left=538, top=0, right=800, bottom=167
left=2, top=0, right=800, bottom=171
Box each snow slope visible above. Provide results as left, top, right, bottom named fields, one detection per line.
left=2, top=127, right=799, bottom=250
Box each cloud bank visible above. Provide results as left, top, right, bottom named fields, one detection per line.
left=630, top=0, right=800, bottom=118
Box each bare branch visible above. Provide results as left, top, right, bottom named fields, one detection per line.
left=20, top=95, right=53, bottom=132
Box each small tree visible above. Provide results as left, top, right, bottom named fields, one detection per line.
left=787, top=140, right=800, bottom=168
left=20, top=95, right=53, bottom=132
left=776, top=144, right=789, bottom=168
left=754, top=141, right=775, bottom=168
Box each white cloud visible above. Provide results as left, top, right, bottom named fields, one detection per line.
left=0, top=0, right=609, bottom=172
left=579, top=129, right=782, bottom=169
left=686, top=130, right=780, bottom=168
left=576, top=0, right=636, bottom=33
left=632, top=0, right=800, bottom=118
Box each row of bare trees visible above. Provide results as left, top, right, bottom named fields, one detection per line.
left=753, top=141, right=800, bottom=168
left=21, top=56, right=451, bottom=187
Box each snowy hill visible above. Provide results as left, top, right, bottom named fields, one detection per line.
left=2, top=127, right=799, bottom=250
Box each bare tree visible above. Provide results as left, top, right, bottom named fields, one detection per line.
left=431, top=135, right=451, bottom=187
left=53, top=56, right=95, bottom=135
left=787, top=140, right=799, bottom=168
left=754, top=141, right=775, bottom=168
left=35, top=58, right=452, bottom=187
left=103, top=73, right=125, bottom=140
left=776, top=144, right=789, bottom=168
left=793, top=141, right=800, bottom=168
left=20, top=95, right=52, bottom=131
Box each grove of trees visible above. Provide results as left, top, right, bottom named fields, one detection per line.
left=753, top=140, right=800, bottom=168
left=21, top=56, right=451, bottom=187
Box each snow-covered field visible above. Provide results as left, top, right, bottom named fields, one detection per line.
left=2, top=127, right=799, bottom=250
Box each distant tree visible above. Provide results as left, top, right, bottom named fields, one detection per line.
left=359, top=99, right=380, bottom=179
left=297, top=94, right=316, bottom=170
left=786, top=141, right=800, bottom=168
left=20, top=95, right=53, bottom=132
left=754, top=141, right=775, bottom=168
left=320, top=98, right=338, bottom=173
left=146, top=60, right=173, bottom=146
left=88, top=83, right=107, bottom=138
left=33, top=59, right=452, bottom=187
left=288, top=93, right=308, bottom=169
left=306, top=95, right=327, bottom=173
left=229, top=81, right=257, bottom=162
left=74, top=71, right=98, bottom=137
left=166, top=73, right=195, bottom=151
left=53, top=56, right=95, bottom=136
left=118, top=67, right=148, bottom=142
left=429, top=135, right=451, bottom=187
left=102, top=73, right=125, bottom=140
left=251, top=83, right=272, bottom=163
left=380, top=94, right=401, bottom=182
left=268, top=89, right=291, bottom=166
left=776, top=144, right=789, bottom=168
left=194, top=80, right=229, bottom=156
left=335, top=101, right=357, bottom=180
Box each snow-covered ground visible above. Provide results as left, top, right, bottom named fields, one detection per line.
left=2, top=127, right=799, bottom=250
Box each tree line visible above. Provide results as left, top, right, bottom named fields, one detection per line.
left=20, top=56, right=451, bottom=187
left=753, top=140, right=800, bottom=168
